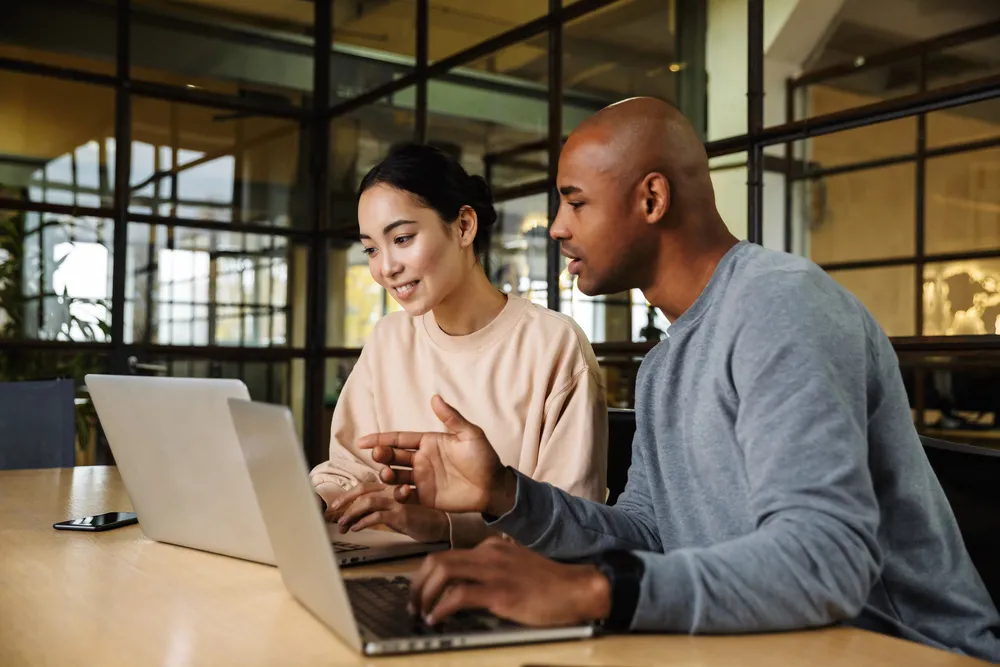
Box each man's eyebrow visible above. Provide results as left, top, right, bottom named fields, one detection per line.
left=559, top=185, right=581, bottom=196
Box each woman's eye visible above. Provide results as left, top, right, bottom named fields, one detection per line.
left=362, top=247, right=376, bottom=256
left=394, top=235, right=413, bottom=245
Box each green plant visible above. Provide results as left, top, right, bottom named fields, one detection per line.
left=0, top=204, right=110, bottom=462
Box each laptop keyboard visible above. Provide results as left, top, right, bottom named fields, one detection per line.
left=333, top=541, right=368, bottom=554
left=344, top=576, right=516, bottom=639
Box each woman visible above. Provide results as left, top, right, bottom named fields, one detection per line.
left=310, top=143, right=607, bottom=548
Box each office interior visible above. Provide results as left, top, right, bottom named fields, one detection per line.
left=1, top=0, right=999, bottom=472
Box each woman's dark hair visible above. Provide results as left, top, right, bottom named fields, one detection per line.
left=358, top=142, right=498, bottom=257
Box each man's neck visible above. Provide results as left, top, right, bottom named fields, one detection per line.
left=431, top=266, right=507, bottom=336
left=641, top=224, right=739, bottom=323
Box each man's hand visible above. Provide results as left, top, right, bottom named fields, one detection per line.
left=357, top=396, right=516, bottom=516
left=409, top=537, right=611, bottom=627
left=328, top=482, right=449, bottom=544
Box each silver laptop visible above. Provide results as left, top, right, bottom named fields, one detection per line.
left=85, top=375, right=446, bottom=566
left=227, top=398, right=595, bottom=655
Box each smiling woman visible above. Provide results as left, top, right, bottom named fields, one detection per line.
left=308, top=142, right=609, bottom=549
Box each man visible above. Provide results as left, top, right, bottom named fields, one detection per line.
left=342, top=97, right=1000, bottom=661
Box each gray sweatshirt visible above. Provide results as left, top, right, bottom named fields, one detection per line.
left=490, top=241, right=1000, bottom=662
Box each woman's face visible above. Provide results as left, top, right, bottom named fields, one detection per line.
left=358, top=183, right=472, bottom=316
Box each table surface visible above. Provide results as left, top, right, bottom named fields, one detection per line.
left=0, top=466, right=988, bottom=667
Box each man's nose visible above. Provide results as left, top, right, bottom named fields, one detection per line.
left=550, top=204, right=570, bottom=241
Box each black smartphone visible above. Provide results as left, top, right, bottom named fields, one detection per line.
left=53, top=511, right=138, bottom=532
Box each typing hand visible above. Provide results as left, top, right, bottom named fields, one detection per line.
left=357, top=396, right=516, bottom=516
left=328, top=482, right=449, bottom=544
left=409, top=537, right=611, bottom=627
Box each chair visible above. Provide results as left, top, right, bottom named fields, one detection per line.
left=920, top=435, right=1000, bottom=607
left=0, top=379, right=76, bottom=470
left=606, top=408, right=636, bottom=505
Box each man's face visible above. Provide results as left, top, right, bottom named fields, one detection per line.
left=550, top=134, right=648, bottom=296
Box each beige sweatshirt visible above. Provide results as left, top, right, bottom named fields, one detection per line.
left=310, top=294, right=608, bottom=547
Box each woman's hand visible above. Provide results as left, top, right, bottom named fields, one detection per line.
left=330, top=482, right=450, bottom=544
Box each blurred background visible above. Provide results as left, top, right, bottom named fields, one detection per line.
left=1, top=0, right=999, bottom=467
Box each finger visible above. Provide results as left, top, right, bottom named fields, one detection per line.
left=417, top=557, right=491, bottom=617
left=371, top=445, right=415, bottom=467
left=380, top=466, right=414, bottom=485
left=349, top=511, right=389, bottom=532
left=430, top=395, right=477, bottom=435
left=338, top=494, right=390, bottom=531
left=358, top=431, right=424, bottom=451
left=427, top=583, right=493, bottom=625
left=329, top=482, right=382, bottom=513
left=394, top=485, right=418, bottom=504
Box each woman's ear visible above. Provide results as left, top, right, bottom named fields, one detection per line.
left=456, top=205, right=479, bottom=250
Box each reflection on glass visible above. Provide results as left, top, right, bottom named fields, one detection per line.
left=429, top=2, right=548, bottom=63
left=131, top=0, right=313, bottom=103
left=801, top=163, right=916, bottom=265
left=130, top=99, right=305, bottom=227
left=924, top=148, right=1000, bottom=256
left=125, top=224, right=296, bottom=347
left=490, top=193, right=549, bottom=305
left=805, top=96, right=916, bottom=168
left=924, top=260, right=1000, bottom=337
left=331, top=0, right=414, bottom=103
left=328, top=243, right=400, bottom=348
left=329, top=97, right=416, bottom=230
left=827, top=266, right=916, bottom=337
left=0, top=1, right=117, bottom=76
left=563, top=0, right=677, bottom=116
left=0, top=208, right=112, bottom=342
left=0, top=70, right=115, bottom=208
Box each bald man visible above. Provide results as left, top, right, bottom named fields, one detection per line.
left=350, top=98, right=1000, bottom=660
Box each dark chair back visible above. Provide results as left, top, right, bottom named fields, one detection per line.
left=920, top=435, right=1000, bottom=607
left=0, top=379, right=76, bottom=470
left=607, top=408, right=636, bottom=505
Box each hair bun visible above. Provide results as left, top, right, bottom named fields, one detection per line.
left=468, top=175, right=498, bottom=227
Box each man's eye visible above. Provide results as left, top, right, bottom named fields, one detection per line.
left=569, top=202, right=584, bottom=210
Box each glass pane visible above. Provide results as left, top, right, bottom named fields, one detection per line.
left=0, top=72, right=115, bottom=208
left=429, top=2, right=548, bottom=63
left=827, top=265, right=916, bottom=337
left=130, top=98, right=306, bottom=228
left=328, top=242, right=399, bottom=348
left=324, top=355, right=361, bottom=426
left=0, top=349, right=109, bottom=465
left=332, top=1, right=415, bottom=103
left=0, top=0, right=117, bottom=76
left=924, top=259, right=1000, bottom=337
left=0, top=209, right=113, bottom=342
left=490, top=192, right=549, bottom=303
left=631, top=290, right=669, bottom=342
left=927, top=34, right=1000, bottom=90
left=927, top=100, right=1000, bottom=150
left=803, top=58, right=922, bottom=119
left=131, top=0, right=314, bottom=104
left=427, top=38, right=548, bottom=185
left=706, top=0, right=746, bottom=140
left=329, top=92, right=417, bottom=231
left=564, top=0, right=677, bottom=120
left=125, top=224, right=302, bottom=347
left=800, top=163, right=916, bottom=265
left=804, top=108, right=916, bottom=169
left=151, top=356, right=291, bottom=403
left=925, top=147, right=1000, bottom=256
left=709, top=161, right=748, bottom=241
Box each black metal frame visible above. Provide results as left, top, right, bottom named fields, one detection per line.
left=4, top=0, right=1000, bottom=462
left=783, top=18, right=1000, bottom=339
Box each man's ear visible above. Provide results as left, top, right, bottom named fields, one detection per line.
left=641, top=173, right=670, bottom=224
left=456, top=205, right=479, bottom=249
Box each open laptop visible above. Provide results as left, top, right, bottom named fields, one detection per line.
left=227, top=398, right=596, bottom=655
left=85, top=375, right=447, bottom=566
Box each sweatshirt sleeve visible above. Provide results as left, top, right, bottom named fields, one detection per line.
left=627, top=271, right=883, bottom=633
left=450, top=366, right=611, bottom=548
left=309, top=347, right=381, bottom=508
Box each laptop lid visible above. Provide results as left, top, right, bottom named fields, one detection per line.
left=85, top=375, right=274, bottom=564
left=227, top=398, right=363, bottom=652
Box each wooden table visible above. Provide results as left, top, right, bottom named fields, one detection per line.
left=0, top=467, right=987, bottom=667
